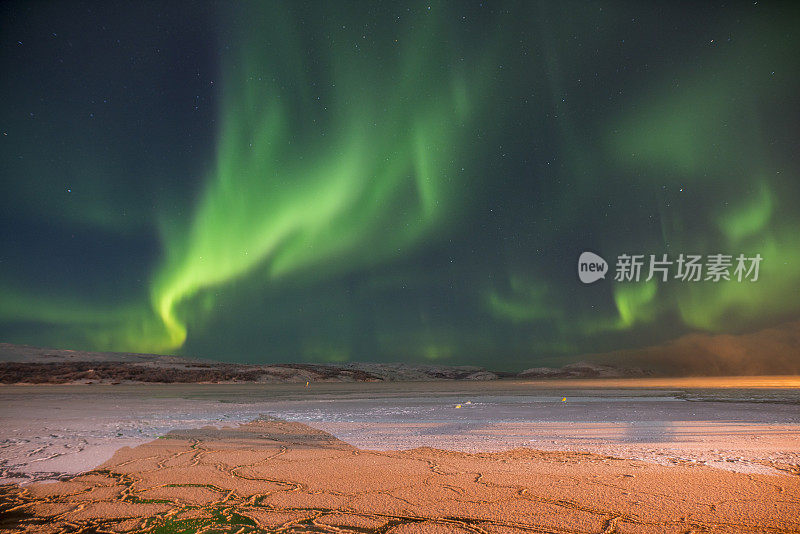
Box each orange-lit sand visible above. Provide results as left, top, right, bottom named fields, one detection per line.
left=2, top=418, right=799, bottom=533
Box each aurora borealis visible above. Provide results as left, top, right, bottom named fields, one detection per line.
left=1, top=1, right=799, bottom=370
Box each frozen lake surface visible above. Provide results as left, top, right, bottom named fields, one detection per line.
left=2, top=380, right=799, bottom=483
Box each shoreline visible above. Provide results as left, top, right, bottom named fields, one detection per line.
left=2, top=374, right=800, bottom=388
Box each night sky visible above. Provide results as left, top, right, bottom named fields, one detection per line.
left=2, top=1, right=799, bottom=370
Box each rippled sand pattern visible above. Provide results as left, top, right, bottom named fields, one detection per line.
left=1, top=418, right=799, bottom=533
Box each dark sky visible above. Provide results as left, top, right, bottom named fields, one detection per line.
left=1, top=1, right=799, bottom=370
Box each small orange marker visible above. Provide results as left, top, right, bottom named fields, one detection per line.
left=305, top=381, right=309, bottom=387
left=561, top=397, right=567, bottom=402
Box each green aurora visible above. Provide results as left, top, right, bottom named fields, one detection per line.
left=1, top=1, right=799, bottom=369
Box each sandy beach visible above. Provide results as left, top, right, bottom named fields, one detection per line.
left=2, top=417, right=799, bottom=533
left=2, top=379, right=799, bottom=532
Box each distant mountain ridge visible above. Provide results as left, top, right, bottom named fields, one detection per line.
left=6, top=317, right=797, bottom=383
left=0, top=343, right=652, bottom=384
left=518, top=361, right=650, bottom=379
left=0, top=343, right=507, bottom=384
